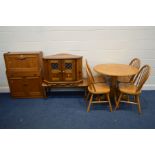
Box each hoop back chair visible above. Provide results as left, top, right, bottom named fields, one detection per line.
left=85, top=59, right=105, bottom=83
left=130, top=58, right=141, bottom=69
left=85, top=59, right=105, bottom=103
left=85, top=64, right=112, bottom=112
left=115, top=65, right=151, bottom=113
left=117, top=58, right=141, bottom=83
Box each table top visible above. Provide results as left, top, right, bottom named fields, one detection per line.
left=94, top=64, right=139, bottom=77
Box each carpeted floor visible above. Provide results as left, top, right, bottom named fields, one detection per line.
left=0, top=91, right=155, bottom=129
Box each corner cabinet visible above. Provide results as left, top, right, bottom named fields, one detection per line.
left=4, top=52, right=45, bottom=98
left=43, top=53, right=83, bottom=86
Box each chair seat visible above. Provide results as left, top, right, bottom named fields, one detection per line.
left=88, top=83, right=110, bottom=94
left=94, top=76, right=105, bottom=83
left=117, top=76, right=131, bottom=83
left=119, top=83, right=140, bottom=95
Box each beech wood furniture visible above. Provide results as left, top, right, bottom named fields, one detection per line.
left=85, top=59, right=106, bottom=103
left=85, top=62, right=112, bottom=112
left=94, top=64, right=139, bottom=104
left=4, top=52, right=45, bottom=98
left=115, top=65, right=151, bottom=113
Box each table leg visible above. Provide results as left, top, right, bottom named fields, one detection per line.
left=111, top=76, right=117, bottom=105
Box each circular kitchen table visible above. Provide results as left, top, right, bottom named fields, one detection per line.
left=94, top=64, right=139, bottom=104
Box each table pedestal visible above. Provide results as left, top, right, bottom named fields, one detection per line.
left=110, top=76, right=117, bottom=105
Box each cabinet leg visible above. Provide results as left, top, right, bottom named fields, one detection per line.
left=43, top=87, right=47, bottom=98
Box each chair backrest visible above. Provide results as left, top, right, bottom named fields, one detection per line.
left=129, top=58, right=141, bottom=82
left=85, top=60, right=96, bottom=92
left=85, top=59, right=95, bottom=83
left=133, top=65, right=151, bottom=92
left=129, top=58, right=141, bottom=69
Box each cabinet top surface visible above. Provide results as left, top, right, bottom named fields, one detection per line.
left=43, top=53, right=82, bottom=59
left=4, top=51, right=43, bottom=55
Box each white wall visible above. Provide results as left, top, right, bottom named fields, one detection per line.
left=0, top=26, right=155, bottom=92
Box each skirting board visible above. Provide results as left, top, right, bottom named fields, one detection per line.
left=0, top=87, right=10, bottom=93
left=0, top=85, right=155, bottom=93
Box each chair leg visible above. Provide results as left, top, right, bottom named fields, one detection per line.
left=98, top=95, right=101, bottom=101
left=84, top=88, right=88, bottom=100
left=106, top=93, right=112, bottom=112
left=136, top=95, right=141, bottom=114
left=115, top=93, right=123, bottom=110
left=86, top=92, right=90, bottom=103
left=87, top=94, right=93, bottom=112
left=127, top=95, right=129, bottom=102
left=134, top=95, right=136, bottom=102
left=114, top=91, right=117, bottom=105
left=127, top=95, right=130, bottom=105
left=95, top=95, right=100, bottom=101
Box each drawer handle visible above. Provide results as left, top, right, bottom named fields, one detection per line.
left=16, top=55, right=26, bottom=60
left=16, top=57, right=26, bottom=60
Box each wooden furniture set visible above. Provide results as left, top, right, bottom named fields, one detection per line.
left=94, top=63, right=139, bottom=102
left=4, top=52, right=151, bottom=113
left=91, top=59, right=150, bottom=113
left=4, top=52, right=87, bottom=98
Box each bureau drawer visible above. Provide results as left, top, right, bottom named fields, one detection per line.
left=4, top=54, right=41, bottom=71
left=7, top=71, right=41, bottom=77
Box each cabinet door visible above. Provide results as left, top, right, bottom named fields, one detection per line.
left=50, top=60, right=62, bottom=81
left=25, top=77, right=43, bottom=96
left=8, top=77, right=26, bottom=97
left=62, top=60, right=75, bottom=81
